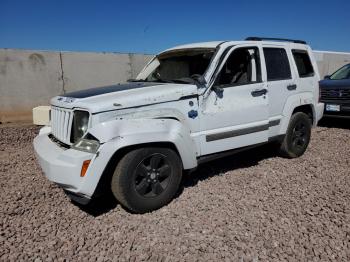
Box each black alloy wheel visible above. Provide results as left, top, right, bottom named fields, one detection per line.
left=279, top=112, right=312, bottom=158
left=111, top=147, right=182, bottom=213
left=134, top=153, right=171, bottom=198
left=291, top=121, right=308, bottom=150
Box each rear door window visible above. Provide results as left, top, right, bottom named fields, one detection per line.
left=263, top=48, right=291, bottom=81
left=292, top=50, right=314, bottom=77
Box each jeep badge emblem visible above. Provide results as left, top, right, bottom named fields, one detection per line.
left=57, top=96, right=76, bottom=103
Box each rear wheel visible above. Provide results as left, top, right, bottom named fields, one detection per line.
left=279, top=112, right=312, bottom=158
left=111, top=147, right=182, bottom=213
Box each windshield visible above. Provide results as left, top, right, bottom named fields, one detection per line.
left=135, top=48, right=215, bottom=84
left=330, top=64, right=350, bottom=80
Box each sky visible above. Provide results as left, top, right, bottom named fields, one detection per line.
left=1, top=0, right=349, bottom=54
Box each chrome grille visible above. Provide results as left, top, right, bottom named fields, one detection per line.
left=321, top=88, right=350, bottom=101
left=50, top=106, right=73, bottom=145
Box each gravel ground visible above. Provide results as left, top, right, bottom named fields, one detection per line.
left=1, top=120, right=350, bottom=261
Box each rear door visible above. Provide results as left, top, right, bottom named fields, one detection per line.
left=262, top=46, right=297, bottom=137
left=291, top=48, right=318, bottom=97
left=198, top=44, right=269, bottom=155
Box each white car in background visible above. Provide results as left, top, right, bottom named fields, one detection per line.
left=34, top=37, right=324, bottom=213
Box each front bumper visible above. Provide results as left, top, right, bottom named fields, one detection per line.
left=34, top=130, right=108, bottom=204
left=321, top=100, right=350, bottom=118
left=64, top=190, right=91, bottom=205
left=315, top=102, right=325, bottom=124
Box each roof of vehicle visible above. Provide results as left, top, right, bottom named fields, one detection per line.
left=163, top=41, right=224, bottom=52
left=163, top=39, right=310, bottom=54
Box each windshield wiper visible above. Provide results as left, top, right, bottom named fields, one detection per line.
left=128, top=78, right=176, bottom=84
left=153, top=78, right=174, bottom=83
left=127, top=79, right=146, bottom=82
left=167, top=78, right=195, bottom=84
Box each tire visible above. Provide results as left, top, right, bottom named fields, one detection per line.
left=111, top=147, right=182, bottom=213
left=279, top=112, right=312, bottom=158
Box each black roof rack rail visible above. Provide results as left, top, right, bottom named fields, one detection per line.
left=245, top=37, right=307, bottom=44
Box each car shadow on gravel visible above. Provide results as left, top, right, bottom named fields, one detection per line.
left=318, top=117, right=350, bottom=130
left=75, top=144, right=279, bottom=216
left=176, top=143, right=279, bottom=196
left=72, top=192, right=118, bottom=217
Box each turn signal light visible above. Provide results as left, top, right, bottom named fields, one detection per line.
left=80, top=160, right=91, bottom=177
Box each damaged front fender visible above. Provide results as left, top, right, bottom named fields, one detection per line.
left=88, top=118, right=198, bottom=170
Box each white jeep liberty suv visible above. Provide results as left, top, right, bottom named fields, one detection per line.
left=34, top=37, right=324, bottom=213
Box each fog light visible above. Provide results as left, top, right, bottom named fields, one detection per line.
left=80, top=160, right=91, bottom=177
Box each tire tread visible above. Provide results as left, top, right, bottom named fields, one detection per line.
left=279, top=112, right=311, bottom=158
left=111, top=147, right=182, bottom=213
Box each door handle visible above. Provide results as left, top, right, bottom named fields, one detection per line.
left=287, top=84, right=297, bottom=91
left=251, top=89, right=268, bottom=97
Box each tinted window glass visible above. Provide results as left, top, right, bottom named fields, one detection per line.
left=263, top=48, right=291, bottom=81
left=292, top=50, right=314, bottom=77
left=330, top=64, right=350, bottom=80
left=144, top=49, right=215, bottom=83
left=215, top=47, right=261, bottom=87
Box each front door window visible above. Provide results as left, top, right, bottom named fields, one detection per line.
left=214, top=47, right=262, bottom=87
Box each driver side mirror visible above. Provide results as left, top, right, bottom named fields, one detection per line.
left=212, top=86, right=224, bottom=98
left=324, top=75, right=330, bottom=79
left=191, top=74, right=206, bottom=87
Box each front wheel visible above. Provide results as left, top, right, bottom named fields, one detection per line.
left=279, top=112, right=312, bottom=158
left=111, top=147, right=182, bottom=213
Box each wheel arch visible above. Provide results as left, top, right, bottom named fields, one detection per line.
left=89, top=118, right=198, bottom=198
left=93, top=141, right=183, bottom=199
left=279, top=92, right=316, bottom=135
left=292, top=104, right=314, bottom=125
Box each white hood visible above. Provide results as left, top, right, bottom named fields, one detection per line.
left=50, top=82, right=198, bottom=113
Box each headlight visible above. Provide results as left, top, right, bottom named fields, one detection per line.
left=72, top=137, right=100, bottom=154
left=71, top=110, right=90, bottom=143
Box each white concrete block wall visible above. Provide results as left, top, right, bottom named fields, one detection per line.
left=61, top=52, right=131, bottom=93
left=0, top=49, right=63, bottom=121
left=1, top=48, right=349, bottom=122
left=314, top=51, right=350, bottom=79
left=0, top=49, right=153, bottom=122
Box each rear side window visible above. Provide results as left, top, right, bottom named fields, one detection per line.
left=263, top=48, right=291, bottom=81
left=292, top=50, right=314, bottom=77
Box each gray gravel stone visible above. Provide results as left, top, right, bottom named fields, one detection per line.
left=0, top=121, right=349, bottom=261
